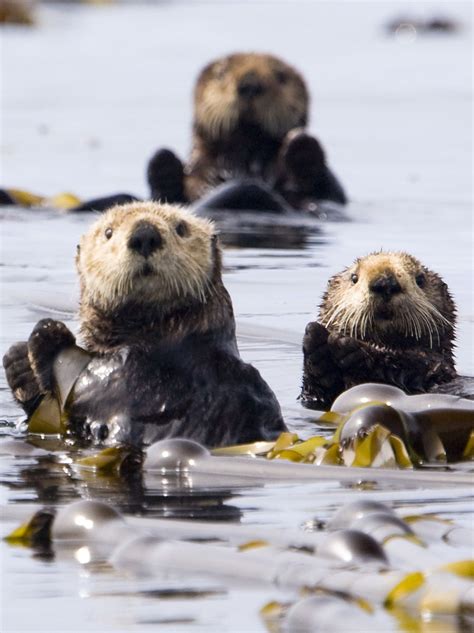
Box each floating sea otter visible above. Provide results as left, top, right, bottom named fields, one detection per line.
left=0, top=53, right=346, bottom=215
left=301, top=251, right=473, bottom=409
left=149, top=52, right=347, bottom=210
left=3, top=202, right=286, bottom=447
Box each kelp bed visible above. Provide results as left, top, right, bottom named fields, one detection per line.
left=2, top=382, right=473, bottom=632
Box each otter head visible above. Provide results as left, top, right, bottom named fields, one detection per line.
left=76, top=202, right=219, bottom=312
left=194, top=52, right=309, bottom=141
left=320, top=252, right=455, bottom=349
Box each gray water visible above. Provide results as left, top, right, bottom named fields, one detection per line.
left=1, top=2, right=473, bottom=632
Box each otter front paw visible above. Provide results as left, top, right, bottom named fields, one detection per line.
left=147, top=148, right=186, bottom=203
left=328, top=334, right=373, bottom=370
left=303, top=322, right=338, bottom=385
left=301, top=321, right=344, bottom=408
left=28, top=319, right=76, bottom=393
left=3, top=341, right=42, bottom=415
left=280, top=129, right=326, bottom=184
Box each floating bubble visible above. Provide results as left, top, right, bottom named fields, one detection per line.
left=319, top=529, right=388, bottom=566
left=350, top=512, right=414, bottom=544
left=52, top=500, right=123, bottom=540
left=144, top=438, right=210, bottom=472
left=328, top=500, right=395, bottom=531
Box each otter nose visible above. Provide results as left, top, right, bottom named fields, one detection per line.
left=370, top=275, right=401, bottom=298
left=238, top=73, right=265, bottom=99
left=128, top=222, right=163, bottom=258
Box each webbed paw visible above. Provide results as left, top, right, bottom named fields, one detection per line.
left=147, top=148, right=186, bottom=203
left=328, top=333, right=373, bottom=372
left=28, top=319, right=76, bottom=392
left=3, top=341, right=42, bottom=414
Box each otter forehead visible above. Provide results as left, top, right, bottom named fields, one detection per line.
left=205, top=52, right=301, bottom=78
left=351, top=252, right=422, bottom=281
left=88, top=201, right=214, bottom=240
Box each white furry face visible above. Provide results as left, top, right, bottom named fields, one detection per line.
left=194, top=53, right=309, bottom=140
left=320, top=252, right=453, bottom=347
left=76, top=202, right=216, bottom=309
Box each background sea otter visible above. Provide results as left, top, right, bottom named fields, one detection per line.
left=149, top=52, right=347, bottom=210
left=3, top=202, right=286, bottom=447
left=301, top=251, right=462, bottom=409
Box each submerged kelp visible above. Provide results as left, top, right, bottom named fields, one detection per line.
left=5, top=498, right=473, bottom=632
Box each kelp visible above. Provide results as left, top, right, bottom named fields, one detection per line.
left=6, top=188, right=81, bottom=210
left=27, top=346, right=91, bottom=436
left=218, top=397, right=474, bottom=468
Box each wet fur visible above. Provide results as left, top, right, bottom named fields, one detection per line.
left=301, top=252, right=458, bottom=409
left=149, top=53, right=346, bottom=208
left=4, top=202, right=286, bottom=447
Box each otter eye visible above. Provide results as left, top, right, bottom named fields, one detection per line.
left=275, top=70, right=288, bottom=84
left=175, top=222, right=188, bottom=238
left=351, top=273, right=359, bottom=284
left=415, top=273, right=426, bottom=288
left=76, top=244, right=80, bottom=253
left=105, top=228, right=113, bottom=240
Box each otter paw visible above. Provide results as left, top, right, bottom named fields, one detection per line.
left=303, top=321, right=330, bottom=353
left=28, top=319, right=76, bottom=392
left=147, top=149, right=185, bottom=203
left=3, top=341, right=42, bottom=414
left=328, top=334, right=372, bottom=372
left=280, top=130, right=326, bottom=181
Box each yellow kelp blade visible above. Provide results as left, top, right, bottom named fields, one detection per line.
left=268, top=432, right=299, bottom=455
left=212, top=441, right=276, bottom=456
left=76, top=446, right=143, bottom=475
left=5, top=509, right=55, bottom=546
left=272, top=449, right=305, bottom=463
left=439, top=560, right=474, bottom=580
left=48, top=192, right=82, bottom=210
left=28, top=395, right=64, bottom=435
left=7, top=188, right=45, bottom=206
left=462, top=430, right=474, bottom=459
left=389, top=435, right=417, bottom=468
left=384, top=571, right=425, bottom=608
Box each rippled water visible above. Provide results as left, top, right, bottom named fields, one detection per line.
left=1, top=2, right=473, bottom=632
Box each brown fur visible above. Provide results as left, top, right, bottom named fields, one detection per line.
left=320, top=252, right=455, bottom=353
left=76, top=201, right=234, bottom=353
left=302, top=252, right=457, bottom=408
left=3, top=201, right=287, bottom=446
left=185, top=52, right=309, bottom=201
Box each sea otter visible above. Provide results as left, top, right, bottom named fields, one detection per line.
left=300, top=251, right=470, bottom=409
left=3, top=201, right=286, bottom=447
left=148, top=52, right=347, bottom=210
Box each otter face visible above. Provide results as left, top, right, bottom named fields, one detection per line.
left=320, top=252, right=454, bottom=347
left=76, top=202, right=217, bottom=309
left=194, top=53, right=309, bottom=140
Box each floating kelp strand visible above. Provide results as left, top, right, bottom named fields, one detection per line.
left=110, top=537, right=474, bottom=616
left=331, top=384, right=474, bottom=415
left=142, top=439, right=473, bottom=485
left=326, top=500, right=473, bottom=549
